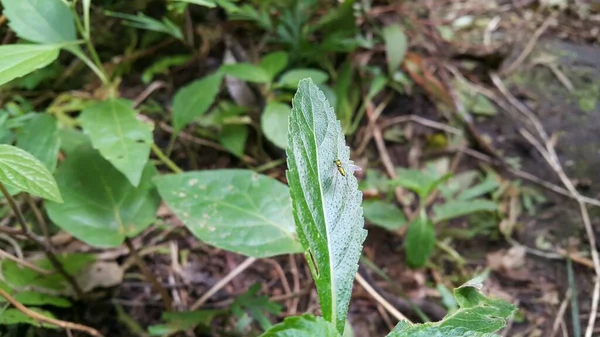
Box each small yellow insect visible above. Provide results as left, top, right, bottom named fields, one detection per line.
left=333, top=159, right=346, bottom=177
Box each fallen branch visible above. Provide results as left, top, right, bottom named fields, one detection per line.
left=0, top=287, right=103, bottom=337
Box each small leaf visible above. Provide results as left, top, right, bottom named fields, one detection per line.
left=278, top=69, right=329, bottom=89
left=0, top=144, right=62, bottom=202
left=232, top=283, right=282, bottom=330
left=105, top=11, right=183, bottom=40
left=0, top=281, right=71, bottom=307
left=142, top=54, right=191, bottom=84
left=219, top=63, right=271, bottom=83
left=148, top=310, right=222, bottom=336
left=2, top=0, right=76, bottom=43
left=0, top=44, right=60, bottom=87
left=286, top=79, right=367, bottom=333
left=1, top=253, right=95, bottom=294
left=154, top=169, right=302, bottom=258
left=79, top=98, right=153, bottom=186
left=362, top=199, right=406, bottom=231
left=0, top=308, right=58, bottom=328
left=46, top=146, right=160, bottom=248
left=433, top=199, right=498, bottom=223
left=387, top=278, right=515, bottom=337
left=261, top=102, right=290, bottom=149
left=219, top=124, right=248, bottom=158
left=260, top=314, right=340, bottom=337
left=16, top=114, right=60, bottom=172
left=456, top=173, right=499, bottom=201
left=383, top=24, right=408, bottom=73
left=404, top=214, right=435, bottom=268
left=172, top=73, right=223, bottom=131
left=393, top=168, right=439, bottom=199
left=259, top=51, right=289, bottom=80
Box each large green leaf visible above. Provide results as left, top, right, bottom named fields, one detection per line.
left=16, top=114, right=60, bottom=172
left=79, top=98, right=153, bottom=187
left=433, top=199, right=498, bottom=223
left=1, top=0, right=76, bottom=44
left=259, top=314, right=340, bottom=337
left=261, top=102, right=290, bottom=149
left=386, top=277, right=516, bottom=337
left=46, top=146, right=160, bottom=248
left=0, top=144, right=62, bottom=202
left=154, top=169, right=302, bottom=258
left=404, top=213, right=435, bottom=268
left=286, top=78, right=367, bottom=333
left=0, top=44, right=60, bottom=87
left=172, top=73, right=223, bottom=131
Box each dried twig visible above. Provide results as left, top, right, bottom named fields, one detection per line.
left=501, top=15, right=555, bottom=76
left=0, top=248, right=53, bottom=275
left=550, top=289, right=572, bottom=337
left=190, top=256, right=257, bottom=310
left=0, top=287, right=103, bottom=337
left=355, top=272, right=411, bottom=323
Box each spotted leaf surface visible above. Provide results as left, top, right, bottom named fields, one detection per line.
left=154, top=169, right=302, bottom=258
left=285, top=78, right=367, bottom=333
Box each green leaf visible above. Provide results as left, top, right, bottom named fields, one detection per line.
left=433, top=199, right=498, bottom=223
left=154, top=169, right=302, bottom=258
left=170, top=0, right=217, bottom=7
left=382, top=24, right=408, bottom=73
left=261, top=102, right=290, bottom=149
left=278, top=69, right=329, bottom=89
left=404, top=214, right=435, bottom=268
left=148, top=310, right=222, bottom=336
left=219, top=124, right=248, bottom=158
left=362, top=199, right=406, bottom=231
left=82, top=0, right=91, bottom=39
left=0, top=44, right=60, bottom=87
left=142, top=54, right=191, bottom=84
left=1, top=0, right=77, bottom=43
left=105, top=11, right=183, bottom=40
left=0, top=308, right=58, bottom=328
left=46, top=146, right=160, bottom=248
left=79, top=99, right=153, bottom=187
left=1, top=253, right=95, bottom=293
left=393, top=168, right=449, bottom=200
left=286, top=78, right=367, bottom=333
left=219, top=63, right=271, bottom=83
left=0, top=144, right=62, bottom=202
left=456, top=173, right=499, bottom=201
left=59, top=128, right=90, bottom=156
left=232, top=283, right=282, bottom=330
left=0, top=281, right=71, bottom=307
left=387, top=278, right=516, bottom=337
left=172, top=73, right=223, bottom=131
left=259, top=51, right=289, bottom=80
left=259, top=314, right=340, bottom=337
left=16, top=114, right=60, bottom=172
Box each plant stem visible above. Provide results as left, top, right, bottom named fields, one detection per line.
left=0, top=182, right=85, bottom=299
left=151, top=142, right=183, bottom=174
left=124, top=238, right=173, bottom=311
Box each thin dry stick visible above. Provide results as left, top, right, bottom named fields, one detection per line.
left=355, top=272, right=411, bottom=323
left=0, top=287, right=104, bottom=337
left=265, top=259, right=292, bottom=315
left=0, top=248, right=53, bottom=275
left=124, top=238, right=173, bottom=311
left=191, top=256, right=257, bottom=310
left=379, top=115, right=462, bottom=135
left=288, top=254, right=300, bottom=315
left=0, top=183, right=84, bottom=298
left=501, top=15, right=555, bottom=76
left=460, top=147, right=600, bottom=207
left=492, top=75, right=600, bottom=337
left=25, top=195, right=50, bottom=243
left=365, top=101, right=413, bottom=220
left=550, top=289, right=572, bottom=337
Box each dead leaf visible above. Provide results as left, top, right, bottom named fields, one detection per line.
left=75, top=261, right=124, bottom=293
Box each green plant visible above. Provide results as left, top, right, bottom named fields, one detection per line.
left=252, top=78, right=516, bottom=336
